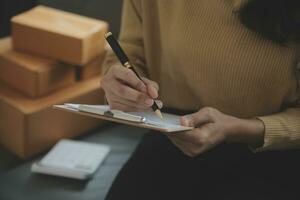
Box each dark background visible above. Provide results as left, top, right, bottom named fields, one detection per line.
left=0, top=0, right=123, bottom=38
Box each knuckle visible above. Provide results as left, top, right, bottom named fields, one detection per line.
left=142, top=77, right=149, bottom=81
left=203, top=107, right=215, bottom=116
left=136, top=93, right=146, bottom=104
left=135, top=81, right=144, bottom=91
left=116, top=86, right=126, bottom=96
left=109, top=65, right=121, bottom=76
left=152, top=81, right=159, bottom=90
left=111, top=64, right=119, bottom=71
left=125, top=69, right=134, bottom=78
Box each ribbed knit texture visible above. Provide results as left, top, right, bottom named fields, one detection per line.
left=103, top=0, right=300, bottom=151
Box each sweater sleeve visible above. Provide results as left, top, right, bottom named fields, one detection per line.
left=102, top=0, right=148, bottom=77
left=254, top=60, right=300, bottom=152
left=254, top=106, right=300, bottom=152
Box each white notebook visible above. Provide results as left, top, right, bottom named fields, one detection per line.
left=31, top=139, right=110, bottom=180
left=53, top=104, right=193, bottom=133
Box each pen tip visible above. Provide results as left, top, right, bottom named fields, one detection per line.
left=155, top=110, right=163, bottom=119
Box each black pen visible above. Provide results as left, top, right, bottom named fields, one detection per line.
left=105, top=32, right=163, bottom=119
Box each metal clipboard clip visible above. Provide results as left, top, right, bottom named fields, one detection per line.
left=104, top=110, right=146, bottom=123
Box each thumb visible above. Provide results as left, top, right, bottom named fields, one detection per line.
left=180, top=110, right=213, bottom=127
left=141, top=77, right=159, bottom=99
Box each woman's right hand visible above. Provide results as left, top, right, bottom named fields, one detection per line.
left=101, top=64, right=162, bottom=112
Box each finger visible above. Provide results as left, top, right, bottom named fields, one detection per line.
left=168, top=130, right=199, bottom=144
left=109, top=100, right=144, bottom=112
left=106, top=92, right=150, bottom=110
left=167, top=136, right=190, bottom=154
left=142, top=77, right=159, bottom=90
left=112, top=66, right=147, bottom=93
left=168, top=136, right=198, bottom=157
left=107, top=79, right=154, bottom=107
left=110, top=96, right=163, bottom=111
left=180, top=108, right=214, bottom=127
left=142, top=77, right=159, bottom=99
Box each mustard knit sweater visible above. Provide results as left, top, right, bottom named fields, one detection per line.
left=103, top=0, right=300, bottom=152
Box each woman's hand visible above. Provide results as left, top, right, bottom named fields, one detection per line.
left=101, top=64, right=162, bottom=111
left=166, top=107, right=265, bottom=157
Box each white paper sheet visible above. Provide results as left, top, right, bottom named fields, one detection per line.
left=58, top=104, right=193, bottom=132
left=130, top=111, right=183, bottom=128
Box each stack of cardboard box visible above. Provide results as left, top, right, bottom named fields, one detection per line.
left=0, top=6, right=109, bottom=159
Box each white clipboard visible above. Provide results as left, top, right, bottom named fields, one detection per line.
left=53, top=104, right=193, bottom=133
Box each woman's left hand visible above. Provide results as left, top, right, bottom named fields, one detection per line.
left=166, top=107, right=265, bottom=157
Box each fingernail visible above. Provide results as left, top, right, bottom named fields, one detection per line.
left=145, top=98, right=154, bottom=106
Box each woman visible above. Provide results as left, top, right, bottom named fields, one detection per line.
left=101, top=0, right=300, bottom=199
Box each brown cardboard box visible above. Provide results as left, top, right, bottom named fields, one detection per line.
left=76, top=48, right=107, bottom=80
left=12, top=6, right=108, bottom=65
left=0, top=37, right=76, bottom=98
left=0, top=77, right=105, bottom=159
left=0, top=37, right=11, bottom=53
